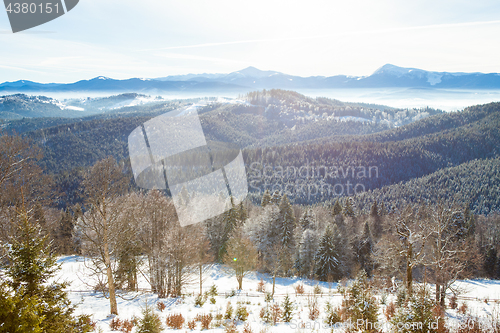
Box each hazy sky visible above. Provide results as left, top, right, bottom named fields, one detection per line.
left=1, top=0, right=500, bottom=82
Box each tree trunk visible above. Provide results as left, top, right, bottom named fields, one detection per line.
left=436, top=284, right=440, bottom=304
left=272, top=274, right=276, bottom=297
left=199, top=264, right=203, bottom=295
left=440, top=286, right=446, bottom=307
left=237, top=275, right=243, bottom=290
left=104, top=242, right=118, bottom=315
left=406, top=244, right=413, bottom=296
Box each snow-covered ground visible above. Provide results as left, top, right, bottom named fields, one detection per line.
left=56, top=256, right=500, bottom=332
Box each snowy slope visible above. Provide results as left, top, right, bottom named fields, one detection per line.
left=55, top=256, right=500, bottom=333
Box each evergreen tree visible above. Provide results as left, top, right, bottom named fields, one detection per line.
left=484, top=247, right=498, bottom=278
left=278, top=194, right=296, bottom=274
left=270, top=190, right=281, bottom=205
left=136, top=303, right=163, bottom=333
left=332, top=199, right=342, bottom=216
left=55, top=208, right=75, bottom=254
left=261, top=190, right=272, bottom=207
left=298, top=229, right=319, bottom=278
left=315, top=224, right=343, bottom=281
left=353, top=222, right=373, bottom=277
left=0, top=204, right=92, bottom=333
left=345, top=270, right=379, bottom=331
left=299, top=209, right=316, bottom=230
left=281, top=294, right=294, bottom=322
left=370, top=201, right=379, bottom=217
left=343, top=198, right=355, bottom=217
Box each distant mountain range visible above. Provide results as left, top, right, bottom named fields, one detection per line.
left=2, top=64, right=500, bottom=93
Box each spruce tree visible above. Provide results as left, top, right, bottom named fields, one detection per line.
left=270, top=190, right=281, bottom=205
left=0, top=204, right=92, bottom=333
left=343, top=198, right=355, bottom=217
left=332, top=199, right=342, bottom=216
left=299, top=209, right=316, bottom=230
left=281, top=294, right=294, bottom=322
left=370, top=201, right=378, bottom=217
left=278, top=194, right=296, bottom=274
left=315, top=224, right=343, bottom=281
left=261, top=190, right=272, bottom=207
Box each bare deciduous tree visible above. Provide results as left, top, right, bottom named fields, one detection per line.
left=76, top=157, right=129, bottom=315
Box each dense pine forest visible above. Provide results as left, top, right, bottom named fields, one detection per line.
left=1, top=90, right=500, bottom=331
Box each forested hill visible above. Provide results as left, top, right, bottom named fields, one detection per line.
left=354, top=157, right=500, bottom=215
left=1, top=90, right=499, bottom=213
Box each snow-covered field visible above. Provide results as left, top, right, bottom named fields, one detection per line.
left=56, top=256, right=500, bottom=332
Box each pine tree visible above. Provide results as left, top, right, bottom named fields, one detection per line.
left=261, top=190, right=272, bottom=207
left=315, top=224, right=343, bottom=281
left=0, top=203, right=92, bottom=333
left=332, top=199, right=342, bottom=216
left=281, top=294, right=294, bottom=322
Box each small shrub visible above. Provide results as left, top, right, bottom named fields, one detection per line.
left=207, top=284, right=218, bottom=297
left=137, top=304, right=163, bottom=333
left=200, top=314, right=213, bottom=330
left=295, top=284, right=305, bottom=295
left=450, top=294, right=458, bottom=310
left=110, top=318, right=122, bottom=331
left=235, top=304, right=249, bottom=321
left=225, top=301, right=233, bottom=319
left=458, top=302, right=468, bottom=315
left=157, top=301, right=166, bottom=312
left=324, top=302, right=341, bottom=327
left=243, top=323, right=253, bottom=333
left=257, top=278, right=265, bottom=293
left=120, top=320, right=134, bottom=333
left=226, top=290, right=236, bottom=298
left=224, top=321, right=238, bottom=333
left=384, top=301, right=396, bottom=321
left=313, top=284, right=322, bottom=296
left=166, top=313, right=185, bottom=329
left=308, top=298, right=320, bottom=321
left=187, top=319, right=196, bottom=330
left=76, top=314, right=97, bottom=332
left=264, top=292, right=273, bottom=303
left=210, top=296, right=216, bottom=304
left=195, top=294, right=205, bottom=307
left=282, top=294, right=294, bottom=323
left=260, top=306, right=272, bottom=324
left=270, top=303, right=282, bottom=324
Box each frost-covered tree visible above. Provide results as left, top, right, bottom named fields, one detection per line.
left=297, top=229, right=319, bottom=278
left=299, top=209, right=316, bottom=231
left=223, top=233, right=258, bottom=290
left=315, top=224, right=343, bottom=281
left=261, top=190, right=272, bottom=207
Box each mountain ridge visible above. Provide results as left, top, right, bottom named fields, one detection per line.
left=3, top=64, right=500, bottom=92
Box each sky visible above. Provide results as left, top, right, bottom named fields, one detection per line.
left=1, top=0, right=500, bottom=83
